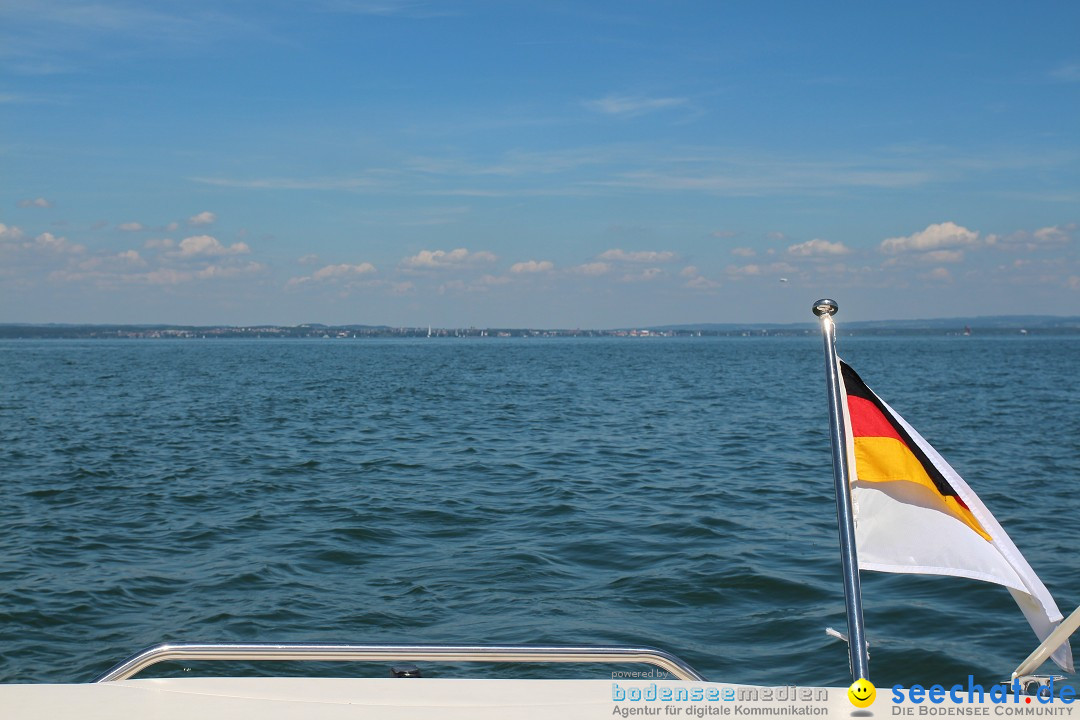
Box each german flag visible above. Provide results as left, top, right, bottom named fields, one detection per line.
left=836, top=359, right=1073, bottom=672
left=839, top=361, right=991, bottom=542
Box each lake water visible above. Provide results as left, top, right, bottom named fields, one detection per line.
left=1, top=335, right=1077, bottom=687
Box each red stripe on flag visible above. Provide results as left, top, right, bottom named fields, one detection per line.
left=847, top=395, right=906, bottom=443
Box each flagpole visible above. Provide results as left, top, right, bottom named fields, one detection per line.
left=813, top=298, right=870, bottom=682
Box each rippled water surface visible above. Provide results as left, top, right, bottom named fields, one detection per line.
left=1, top=336, right=1077, bottom=687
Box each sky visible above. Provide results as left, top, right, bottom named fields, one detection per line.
left=1, top=0, right=1078, bottom=328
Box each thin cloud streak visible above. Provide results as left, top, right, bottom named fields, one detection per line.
left=191, top=176, right=398, bottom=191
left=316, top=0, right=458, bottom=18
left=187, top=143, right=1062, bottom=201
left=584, top=94, right=689, bottom=116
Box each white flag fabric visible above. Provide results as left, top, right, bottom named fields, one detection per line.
left=838, top=360, right=1073, bottom=672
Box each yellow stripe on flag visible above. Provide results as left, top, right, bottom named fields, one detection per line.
left=854, top=436, right=992, bottom=542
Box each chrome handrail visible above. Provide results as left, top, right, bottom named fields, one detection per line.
left=94, top=642, right=707, bottom=682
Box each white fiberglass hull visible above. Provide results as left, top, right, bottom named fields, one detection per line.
left=0, top=678, right=851, bottom=719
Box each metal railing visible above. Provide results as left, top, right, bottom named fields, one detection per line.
left=94, top=642, right=707, bottom=682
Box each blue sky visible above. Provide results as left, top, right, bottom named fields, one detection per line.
left=2, top=1, right=1078, bottom=327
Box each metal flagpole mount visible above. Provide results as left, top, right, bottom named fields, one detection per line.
left=812, top=298, right=871, bottom=683
left=812, top=298, right=839, bottom=318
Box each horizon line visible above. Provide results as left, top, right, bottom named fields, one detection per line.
left=2, top=312, right=1079, bottom=332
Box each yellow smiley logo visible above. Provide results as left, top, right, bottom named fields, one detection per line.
left=848, top=678, right=876, bottom=708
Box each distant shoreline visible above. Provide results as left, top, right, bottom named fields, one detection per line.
left=1, top=317, right=1078, bottom=340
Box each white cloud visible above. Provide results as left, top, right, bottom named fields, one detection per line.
left=598, top=248, right=676, bottom=263
left=921, top=250, right=965, bottom=263
left=18, top=197, right=52, bottom=208
left=921, top=267, right=953, bottom=282
left=787, top=238, right=850, bottom=256
left=1034, top=225, right=1073, bottom=244
left=50, top=252, right=266, bottom=286
left=0, top=223, right=25, bottom=241
left=572, top=262, right=611, bottom=276
left=312, top=263, right=376, bottom=280
left=510, top=259, right=554, bottom=273
left=467, top=250, right=498, bottom=263
left=985, top=224, right=1074, bottom=252
left=298, top=253, right=320, bottom=265
left=141, top=269, right=193, bottom=285
left=194, top=175, right=392, bottom=190
left=175, top=235, right=250, bottom=257
left=712, top=230, right=738, bottom=239
left=287, top=262, right=378, bottom=287
left=728, top=263, right=763, bottom=277
left=732, top=247, right=756, bottom=257
left=584, top=95, right=689, bottom=116
left=118, top=222, right=145, bottom=232
left=435, top=274, right=513, bottom=294
left=144, top=237, right=174, bottom=249
left=32, top=232, right=84, bottom=254
left=881, top=222, right=978, bottom=254
left=680, top=265, right=719, bottom=289
left=620, top=267, right=663, bottom=282
left=725, top=262, right=797, bottom=278
left=318, top=1, right=456, bottom=18
left=61, top=251, right=145, bottom=277
left=196, top=261, right=266, bottom=280
left=1050, top=63, right=1080, bottom=83
left=400, top=247, right=496, bottom=269
left=438, top=279, right=467, bottom=294
left=601, top=161, right=933, bottom=195
left=165, top=221, right=180, bottom=232
left=685, top=274, right=720, bottom=290
left=188, top=211, right=216, bottom=226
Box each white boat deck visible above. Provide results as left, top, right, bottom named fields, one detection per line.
left=0, top=678, right=850, bottom=719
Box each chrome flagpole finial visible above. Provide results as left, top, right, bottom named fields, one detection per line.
left=812, top=298, right=838, bottom=317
